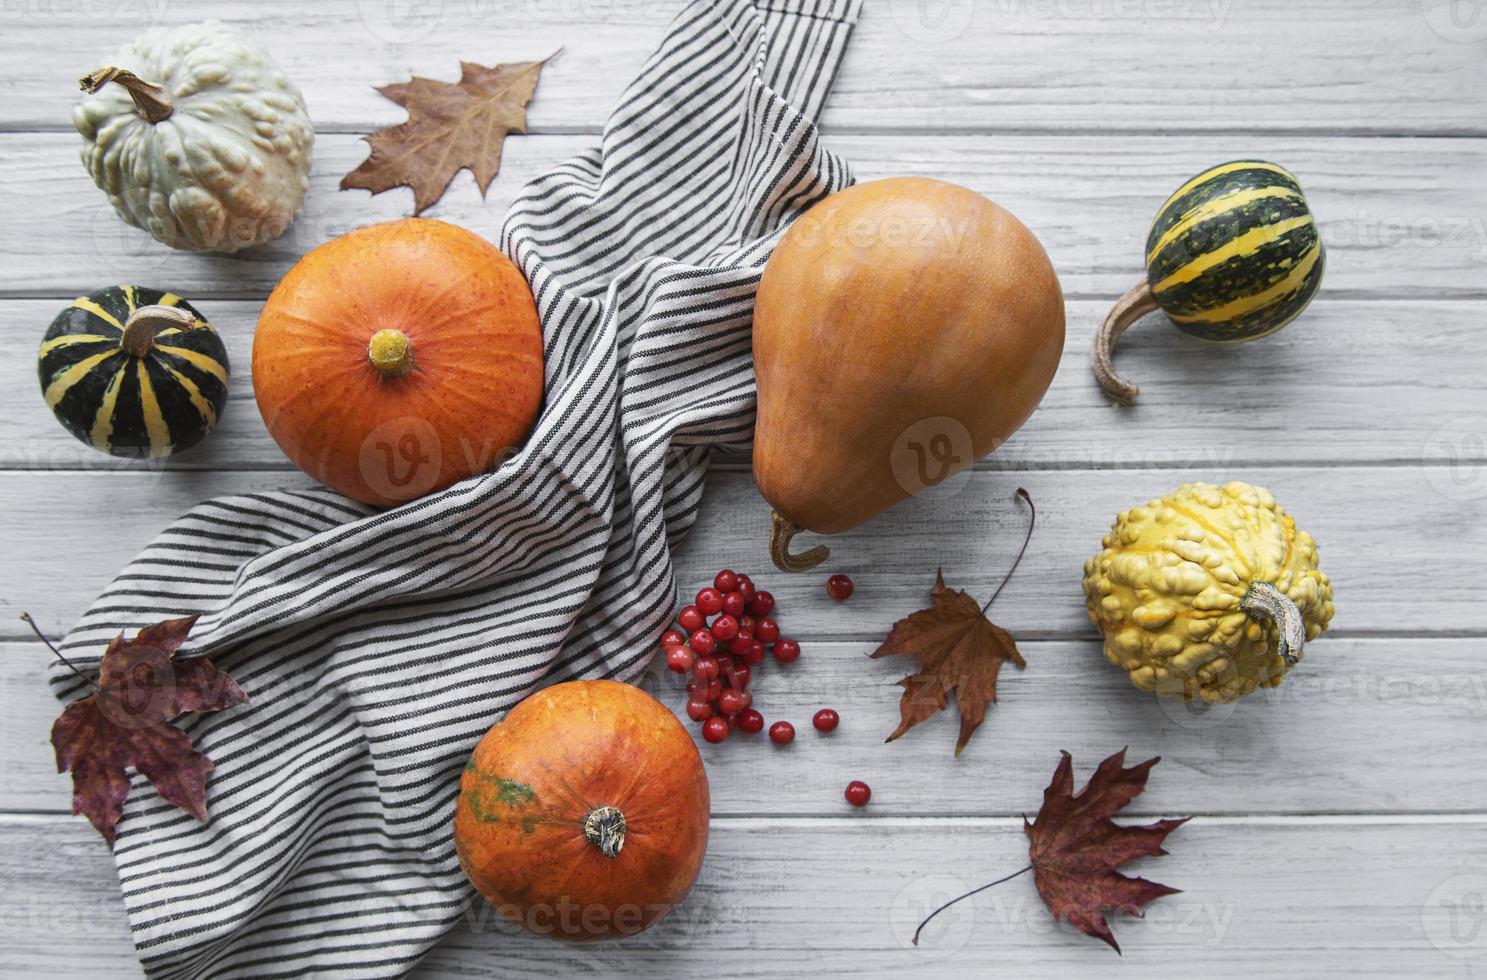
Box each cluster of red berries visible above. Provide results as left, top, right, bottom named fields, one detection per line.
left=662, top=569, right=870, bottom=806
left=664, top=568, right=816, bottom=745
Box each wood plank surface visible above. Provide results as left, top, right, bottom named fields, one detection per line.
left=5, top=298, right=1483, bottom=472
left=3, top=0, right=1484, bottom=136
left=2, top=463, right=1481, bottom=641
left=3, top=2, right=1484, bottom=977
left=6, top=637, right=1486, bottom=818
left=7, top=132, right=1487, bottom=302
left=3, top=815, right=1484, bottom=978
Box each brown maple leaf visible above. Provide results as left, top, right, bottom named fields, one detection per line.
left=911, top=748, right=1188, bottom=952
left=870, top=488, right=1033, bottom=755
left=341, top=56, right=554, bottom=215
left=1024, top=749, right=1189, bottom=952
left=37, top=615, right=247, bottom=847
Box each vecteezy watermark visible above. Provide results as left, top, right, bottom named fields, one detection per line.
left=1319, top=210, right=1487, bottom=261
left=0, top=0, right=169, bottom=23
left=357, top=0, right=446, bottom=42
left=1145, top=665, right=1487, bottom=734
left=885, top=0, right=975, bottom=43
left=983, top=893, right=1236, bottom=946
left=890, top=416, right=976, bottom=500
left=1423, top=873, right=1487, bottom=958
left=355, top=0, right=675, bottom=43
left=1422, top=416, right=1487, bottom=502
left=1422, top=0, right=1487, bottom=43
left=887, top=0, right=1236, bottom=42
left=359, top=416, right=445, bottom=502
left=890, top=874, right=977, bottom=954
left=0, top=893, right=129, bottom=939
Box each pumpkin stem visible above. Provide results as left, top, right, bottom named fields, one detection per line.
left=1091, top=280, right=1160, bottom=405
left=769, top=511, right=829, bottom=573
left=369, top=329, right=415, bottom=378
left=120, top=305, right=196, bottom=358
left=79, top=67, right=173, bottom=124
left=583, top=805, right=627, bottom=859
left=1240, top=581, right=1308, bottom=669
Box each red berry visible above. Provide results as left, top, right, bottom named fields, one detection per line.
left=812, top=708, right=840, bottom=732
left=695, top=588, right=723, bottom=615
left=693, top=655, right=719, bottom=681
left=661, top=628, right=686, bottom=648
left=686, top=698, right=713, bottom=721
left=728, top=632, right=754, bottom=655
left=718, top=689, right=745, bottom=716
left=738, top=614, right=756, bottom=635
left=844, top=780, right=871, bottom=806
left=746, top=590, right=775, bottom=616
left=745, top=640, right=766, bottom=665
left=710, top=614, right=740, bottom=641
left=768, top=720, right=795, bottom=745
left=736, top=576, right=756, bottom=600
left=677, top=606, right=705, bottom=633
left=689, top=629, right=716, bottom=656
left=721, top=591, right=746, bottom=617
left=737, top=689, right=753, bottom=710
left=827, top=573, right=854, bottom=601
left=714, top=569, right=739, bottom=592
left=754, top=617, right=780, bottom=644
left=773, top=638, right=801, bottom=664
left=666, top=647, right=694, bottom=674
left=737, top=708, right=765, bottom=734
left=729, top=663, right=752, bottom=689
left=702, top=717, right=729, bottom=743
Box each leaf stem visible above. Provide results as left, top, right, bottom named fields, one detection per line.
left=912, top=863, right=1032, bottom=946
left=981, top=487, right=1035, bottom=615
left=20, top=613, right=96, bottom=687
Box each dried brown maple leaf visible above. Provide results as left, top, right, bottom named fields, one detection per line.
left=1024, top=749, right=1189, bottom=952
left=912, top=749, right=1188, bottom=952
left=34, top=614, right=247, bottom=847
left=870, top=488, right=1032, bottom=755
left=342, top=56, right=554, bottom=215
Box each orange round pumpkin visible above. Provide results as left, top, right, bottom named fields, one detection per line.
left=253, top=218, right=544, bottom=507
left=454, top=680, right=710, bottom=941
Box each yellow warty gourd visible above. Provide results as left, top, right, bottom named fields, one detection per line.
left=1082, top=481, right=1334, bottom=702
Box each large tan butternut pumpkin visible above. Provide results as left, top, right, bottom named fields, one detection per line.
left=753, top=177, right=1065, bottom=571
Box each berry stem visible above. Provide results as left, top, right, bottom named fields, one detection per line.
left=21, top=613, right=96, bottom=687
left=911, top=864, right=1032, bottom=946
left=981, top=488, right=1035, bottom=615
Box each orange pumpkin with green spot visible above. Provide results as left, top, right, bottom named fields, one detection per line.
left=454, top=680, right=710, bottom=940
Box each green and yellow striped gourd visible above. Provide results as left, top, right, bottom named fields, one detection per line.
left=38, top=286, right=229, bottom=458
left=1093, top=160, right=1326, bottom=403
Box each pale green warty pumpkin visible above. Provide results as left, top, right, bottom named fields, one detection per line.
left=73, top=21, right=313, bottom=253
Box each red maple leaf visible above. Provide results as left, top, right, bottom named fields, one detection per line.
left=43, top=615, right=247, bottom=846
left=1024, top=749, right=1189, bottom=952
left=912, top=748, right=1188, bottom=952
left=870, top=488, right=1034, bottom=756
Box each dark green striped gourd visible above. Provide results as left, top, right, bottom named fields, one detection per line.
left=39, top=286, right=229, bottom=458
left=1092, top=160, right=1326, bottom=403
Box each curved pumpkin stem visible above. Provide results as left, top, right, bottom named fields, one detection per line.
left=768, top=511, right=830, bottom=573
left=120, top=305, right=196, bottom=358
left=1240, top=581, right=1308, bottom=668
left=80, top=67, right=174, bottom=124
left=1091, top=280, right=1160, bottom=405
left=583, top=805, right=626, bottom=859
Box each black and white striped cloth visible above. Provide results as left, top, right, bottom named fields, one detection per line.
left=49, top=2, right=861, bottom=975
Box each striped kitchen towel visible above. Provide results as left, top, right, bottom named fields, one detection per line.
left=48, top=1, right=861, bottom=976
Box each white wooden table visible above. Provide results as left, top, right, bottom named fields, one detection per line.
left=3, top=1, right=1486, bottom=976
